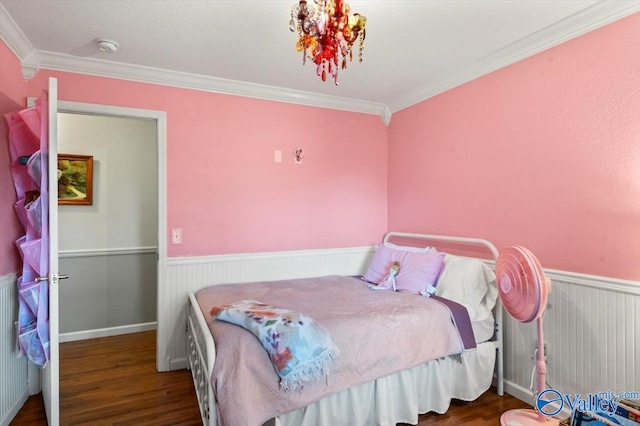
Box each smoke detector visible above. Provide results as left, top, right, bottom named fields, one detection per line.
left=95, top=38, right=119, bottom=53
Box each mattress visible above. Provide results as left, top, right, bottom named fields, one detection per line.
left=196, top=275, right=477, bottom=426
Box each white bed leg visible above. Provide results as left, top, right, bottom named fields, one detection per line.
left=496, top=298, right=504, bottom=396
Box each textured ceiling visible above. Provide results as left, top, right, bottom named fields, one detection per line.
left=1, top=0, right=638, bottom=115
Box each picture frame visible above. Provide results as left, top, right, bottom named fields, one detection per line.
left=57, top=154, right=93, bottom=205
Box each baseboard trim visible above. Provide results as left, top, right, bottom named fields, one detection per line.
left=168, top=356, right=188, bottom=371
left=504, top=379, right=572, bottom=420
left=504, top=379, right=534, bottom=406
left=0, top=388, right=28, bottom=426
left=59, top=322, right=157, bottom=343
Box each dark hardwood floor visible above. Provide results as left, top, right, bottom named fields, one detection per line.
left=11, top=331, right=531, bottom=425
left=11, top=331, right=201, bottom=426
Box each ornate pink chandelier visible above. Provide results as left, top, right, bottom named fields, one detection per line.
left=289, top=0, right=367, bottom=85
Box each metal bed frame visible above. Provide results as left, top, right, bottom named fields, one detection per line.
left=187, top=232, right=504, bottom=426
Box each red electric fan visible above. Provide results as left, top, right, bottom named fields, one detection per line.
left=497, top=246, right=559, bottom=425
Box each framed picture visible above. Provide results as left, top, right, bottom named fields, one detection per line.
left=57, top=154, right=93, bottom=205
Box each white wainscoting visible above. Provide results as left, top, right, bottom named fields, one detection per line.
left=0, top=273, right=29, bottom=426
left=503, top=270, right=639, bottom=411
left=160, top=246, right=376, bottom=370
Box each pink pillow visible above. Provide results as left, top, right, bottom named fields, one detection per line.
left=364, top=246, right=445, bottom=294
left=395, top=249, right=445, bottom=294
left=363, top=245, right=402, bottom=284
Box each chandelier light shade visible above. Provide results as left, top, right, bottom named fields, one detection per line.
left=289, top=0, right=367, bottom=85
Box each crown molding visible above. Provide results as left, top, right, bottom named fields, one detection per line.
left=21, top=49, right=388, bottom=118
left=20, top=61, right=39, bottom=80
left=0, top=0, right=387, bottom=119
left=0, top=2, right=34, bottom=63
left=387, top=0, right=640, bottom=113
left=381, top=104, right=392, bottom=126
left=3, top=0, right=637, bottom=120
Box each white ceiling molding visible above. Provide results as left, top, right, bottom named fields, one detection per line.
left=0, top=2, right=389, bottom=122
left=3, top=0, right=376, bottom=129
left=0, top=2, right=35, bottom=68
left=387, top=0, right=640, bottom=113
left=20, top=61, right=39, bottom=80
left=21, top=49, right=389, bottom=120
left=3, top=1, right=638, bottom=124
left=381, top=105, right=392, bottom=126
left=26, top=49, right=389, bottom=122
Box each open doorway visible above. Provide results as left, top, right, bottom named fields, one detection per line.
left=54, top=101, right=167, bottom=369
left=57, top=113, right=158, bottom=341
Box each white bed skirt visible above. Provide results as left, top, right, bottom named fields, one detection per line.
left=275, top=341, right=497, bottom=426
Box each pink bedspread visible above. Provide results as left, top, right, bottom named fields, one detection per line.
left=195, top=275, right=466, bottom=426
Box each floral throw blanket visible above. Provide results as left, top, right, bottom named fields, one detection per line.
left=211, top=300, right=338, bottom=392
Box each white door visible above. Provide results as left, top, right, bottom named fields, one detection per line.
left=41, top=77, right=60, bottom=425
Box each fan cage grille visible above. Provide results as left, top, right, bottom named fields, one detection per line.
left=496, top=246, right=548, bottom=323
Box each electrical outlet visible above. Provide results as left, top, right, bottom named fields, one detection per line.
left=531, top=341, right=549, bottom=362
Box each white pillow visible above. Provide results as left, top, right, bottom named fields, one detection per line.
left=436, top=254, right=498, bottom=323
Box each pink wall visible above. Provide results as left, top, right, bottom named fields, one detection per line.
left=388, top=13, right=640, bottom=281
left=3, top=13, right=637, bottom=279
left=23, top=67, right=388, bottom=257
left=0, top=42, right=27, bottom=276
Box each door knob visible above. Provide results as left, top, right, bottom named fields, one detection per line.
left=35, top=273, right=69, bottom=282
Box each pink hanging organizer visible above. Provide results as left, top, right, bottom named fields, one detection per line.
left=5, top=91, right=51, bottom=367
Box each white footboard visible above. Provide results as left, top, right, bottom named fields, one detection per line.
left=187, top=293, right=217, bottom=426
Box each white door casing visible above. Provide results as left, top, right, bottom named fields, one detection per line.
left=55, top=100, right=168, bottom=371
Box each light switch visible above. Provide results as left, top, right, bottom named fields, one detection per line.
left=274, top=150, right=282, bottom=163
left=171, top=229, right=182, bottom=245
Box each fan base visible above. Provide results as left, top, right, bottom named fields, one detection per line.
left=500, top=409, right=560, bottom=426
